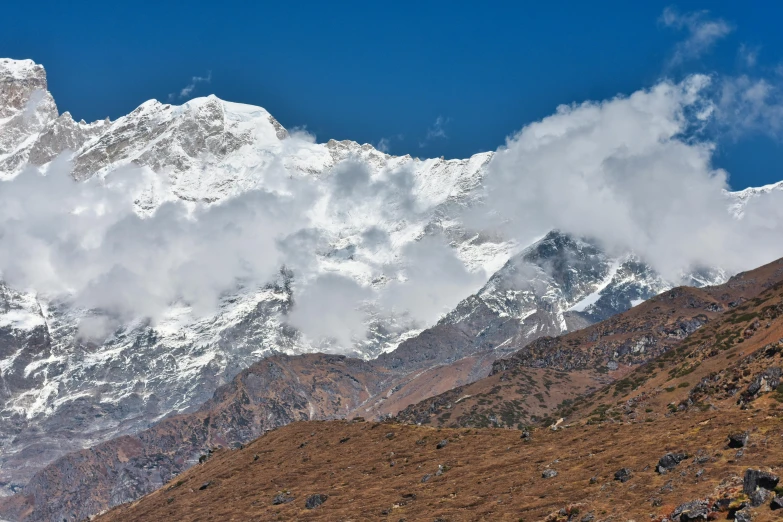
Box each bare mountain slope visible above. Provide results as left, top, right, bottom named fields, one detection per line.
left=91, top=257, right=783, bottom=522
left=396, top=258, right=783, bottom=429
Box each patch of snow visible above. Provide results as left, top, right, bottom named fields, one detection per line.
left=568, top=260, right=622, bottom=312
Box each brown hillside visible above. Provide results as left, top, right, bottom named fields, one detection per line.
left=98, top=410, right=783, bottom=521
left=396, top=259, right=783, bottom=429
left=95, top=259, right=783, bottom=522
left=0, top=344, right=496, bottom=522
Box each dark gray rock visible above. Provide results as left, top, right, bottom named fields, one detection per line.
left=580, top=513, right=594, bottom=522
left=436, top=439, right=449, bottom=449
left=772, top=495, right=783, bottom=510
left=272, top=493, right=293, bottom=505
left=733, top=508, right=752, bottom=522
left=421, top=474, right=431, bottom=483
left=542, top=469, right=558, bottom=479
left=745, top=367, right=782, bottom=397
left=728, top=432, right=749, bottom=448
left=710, top=498, right=731, bottom=512
left=671, top=499, right=708, bottom=521
left=743, top=468, right=780, bottom=494
left=749, top=488, right=771, bottom=507
left=657, top=452, right=688, bottom=473
left=614, top=468, right=632, bottom=483
left=198, top=481, right=211, bottom=491
left=305, top=493, right=327, bottom=509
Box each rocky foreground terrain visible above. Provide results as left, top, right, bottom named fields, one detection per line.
left=93, top=259, right=783, bottom=521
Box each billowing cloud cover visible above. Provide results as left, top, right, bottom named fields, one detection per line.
left=2, top=10, right=783, bottom=350
left=471, top=74, right=783, bottom=280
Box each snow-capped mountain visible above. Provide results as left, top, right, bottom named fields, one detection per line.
left=726, top=180, right=783, bottom=217
left=0, top=58, right=771, bottom=498
left=0, top=58, right=510, bottom=492
left=433, top=231, right=723, bottom=358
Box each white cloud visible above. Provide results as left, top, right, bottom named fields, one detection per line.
left=287, top=273, right=372, bottom=349
left=168, top=71, right=212, bottom=101
left=4, top=48, right=783, bottom=355
left=661, top=7, right=733, bottom=66
left=738, top=44, right=759, bottom=68
left=419, top=116, right=449, bottom=147
left=716, top=75, right=783, bottom=137
left=467, top=74, right=783, bottom=281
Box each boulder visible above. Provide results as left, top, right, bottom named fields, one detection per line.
left=733, top=508, right=752, bottom=522
left=749, top=488, right=771, bottom=507
left=436, top=439, right=449, bottom=449
left=672, top=499, right=708, bottom=521
left=305, top=494, right=328, bottom=509
left=272, top=493, right=293, bottom=505
left=728, top=432, right=749, bottom=448
left=657, top=452, right=688, bottom=473
left=745, top=367, right=782, bottom=396
left=614, top=468, right=632, bottom=483
left=542, top=469, right=558, bottom=479
left=771, top=495, right=783, bottom=510
left=743, top=468, right=780, bottom=494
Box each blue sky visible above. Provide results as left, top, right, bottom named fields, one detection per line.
left=2, top=0, right=782, bottom=189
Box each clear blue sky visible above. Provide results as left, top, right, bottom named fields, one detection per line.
left=2, top=0, right=782, bottom=189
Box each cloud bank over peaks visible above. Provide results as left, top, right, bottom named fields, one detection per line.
left=2, top=64, right=783, bottom=352
left=0, top=133, right=482, bottom=349
left=470, top=74, right=783, bottom=281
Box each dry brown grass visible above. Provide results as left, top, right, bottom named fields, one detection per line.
left=98, top=408, right=783, bottom=521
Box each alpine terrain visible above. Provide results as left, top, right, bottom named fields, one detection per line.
left=1, top=57, right=783, bottom=522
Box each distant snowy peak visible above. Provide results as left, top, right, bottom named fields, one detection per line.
left=0, top=58, right=107, bottom=177
left=1, top=58, right=496, bottom=225
left=727, top=180, right=783, bottom=217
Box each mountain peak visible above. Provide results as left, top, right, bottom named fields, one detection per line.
left=0, top=58, right=45, bottom=83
